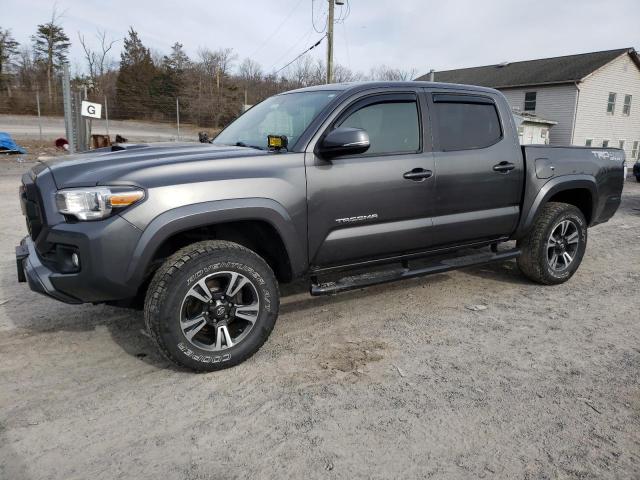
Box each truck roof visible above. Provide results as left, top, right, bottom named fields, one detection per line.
left=283, top=81, right=502, bottom=96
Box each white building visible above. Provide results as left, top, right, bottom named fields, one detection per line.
left=418, top=48, right=640, bottom=163
left=513, top=113, right=557, bottom=145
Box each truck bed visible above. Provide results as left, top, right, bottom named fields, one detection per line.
left=515, top=145, right=625, bottom=237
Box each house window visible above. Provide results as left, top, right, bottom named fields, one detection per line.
left=619, top=140, right=625, bottom=150
left=632, top=141, right=639, bottom=159
left=607, top=93, right=616, bottom=114
left=623, top=95, right=632, bottom=116
left=524, top=92, right=537, bottom=111
left=602, top=139, right=610, bottom=148
left=585, top=139, right=593, bottom=147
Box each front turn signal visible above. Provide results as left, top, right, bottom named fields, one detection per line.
left=108, top=191, right=145, bottom=207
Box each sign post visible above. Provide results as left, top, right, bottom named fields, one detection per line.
left=81, top=101, right=102, bottom=150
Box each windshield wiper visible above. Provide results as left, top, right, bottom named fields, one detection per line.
left=234, top=141, right=264, bottom=150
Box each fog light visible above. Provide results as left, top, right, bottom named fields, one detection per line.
left=71, top=252, right=80, bottom=269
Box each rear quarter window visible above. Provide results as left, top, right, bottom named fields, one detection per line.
left=434, top=101, right=502, bottom=151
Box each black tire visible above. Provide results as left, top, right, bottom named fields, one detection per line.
left=144, top=240, right=279, bottom=372
left=517, top=202, right=587, bottom=285
left=635, top=175, right=640, bottom=183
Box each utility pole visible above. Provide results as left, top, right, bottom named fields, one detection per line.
left=326, top=0, right=335, bottom=84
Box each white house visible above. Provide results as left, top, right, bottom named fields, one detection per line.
left=417, top=48, right=640, bottom=163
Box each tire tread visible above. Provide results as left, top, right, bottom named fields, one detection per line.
left=144, top=240, right=277, bottom=372
left=517, top=202, right=586, bottom=285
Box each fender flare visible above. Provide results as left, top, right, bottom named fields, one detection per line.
left=124, top=198, right=307, bottom=288
left=514, top=175, right=598, bottom=239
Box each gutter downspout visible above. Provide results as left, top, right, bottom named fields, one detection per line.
left=570, top=80, right=581, bottom=145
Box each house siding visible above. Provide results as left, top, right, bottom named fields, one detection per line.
left=500, top=84, right=578, bottom=145
left=572, top=53, right=640, bottom=164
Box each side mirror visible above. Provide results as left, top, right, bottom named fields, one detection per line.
left=317, top=127, right=370, bottom=158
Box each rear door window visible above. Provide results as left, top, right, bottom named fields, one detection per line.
left=432, top=96, right=502, bottom=151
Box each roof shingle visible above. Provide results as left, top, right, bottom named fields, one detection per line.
left=416, top=48, right=639, bottom=88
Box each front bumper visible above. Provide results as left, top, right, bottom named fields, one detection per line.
left=16, top=236, right=82, bottom=304
left=15, top=211, right=144, bottom=304
left=17, top=165, right=146, bottom=304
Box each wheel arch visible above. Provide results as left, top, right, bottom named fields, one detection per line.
left=125, top=199, right=307, bottom=291
left=514, top=175, right=597, bottom=239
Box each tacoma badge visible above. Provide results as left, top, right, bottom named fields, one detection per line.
left=335, top=214, right=378, bottom=224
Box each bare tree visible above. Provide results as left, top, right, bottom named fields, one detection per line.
left=368, top=64, right=418, bottom=81
left=238, top=58, right=262, bottom=84
left=286, top=56, right=317, bottom=87
left=78, top=29, right=118, bottom=93
left=198, top=47, right=237, bottom=89
left=333, top=63, right=363, bottom=83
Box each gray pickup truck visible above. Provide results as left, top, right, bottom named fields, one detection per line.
left=16, top=81, right=624, bottom=371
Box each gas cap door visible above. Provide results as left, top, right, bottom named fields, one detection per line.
left=535, top=158, right=555, bottom=179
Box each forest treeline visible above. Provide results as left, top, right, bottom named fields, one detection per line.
left=0, top=11, right=417, bottom=128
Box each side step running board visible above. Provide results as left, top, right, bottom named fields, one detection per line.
left=310, top=248, right=520, bottom=296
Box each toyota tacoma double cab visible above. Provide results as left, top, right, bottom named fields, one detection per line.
left=16, top=81, right=625, bottom=371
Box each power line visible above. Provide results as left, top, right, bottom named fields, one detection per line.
left=335, top=0, right=351, bottom=23
left=273, top=35, right=326, bottom=75
left=267, top=26, right=314, bottom=72
left=247, top=0, right=306, bottom=59
left=311, top=0, right=328, bottom=33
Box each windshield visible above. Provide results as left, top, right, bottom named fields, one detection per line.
left=213, top=91, right=338, bottom=150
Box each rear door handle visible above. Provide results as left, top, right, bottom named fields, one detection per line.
left=403, top=168, right=433, bottom=181
left=493, top=161, right=515, bottom=173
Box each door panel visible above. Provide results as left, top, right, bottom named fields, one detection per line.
left=428, top=91, right=523, bottom=245
left=306, top=92, right=435, bottom=267
left=307, top=152, right=435, bottom=266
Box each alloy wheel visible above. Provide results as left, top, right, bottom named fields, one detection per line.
left=546, top=219, right=579, bottom=272
left=179, top=271, right=260, bottom=351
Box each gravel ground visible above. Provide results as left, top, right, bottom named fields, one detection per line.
left=0, top=156, right=639, bottom=480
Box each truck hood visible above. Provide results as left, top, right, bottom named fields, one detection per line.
left=42, top=142, right=271, bottom=188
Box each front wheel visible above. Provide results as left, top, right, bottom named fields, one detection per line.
left=144, top=240, right=279, bottom=372
left=517, top=202, right=587, bottom=285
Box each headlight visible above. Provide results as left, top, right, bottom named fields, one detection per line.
left=55, top=187, right=145, bottom=221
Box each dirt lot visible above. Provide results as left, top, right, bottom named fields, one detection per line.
left=0, top=154, right=639, bottom=480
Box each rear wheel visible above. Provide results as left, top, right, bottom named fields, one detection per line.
left=144, top=240, right=279, bottom=372
left=517, top=202, right=587, bottom=285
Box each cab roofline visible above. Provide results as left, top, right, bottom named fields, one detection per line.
left=282, top=81, right=502, bottom=96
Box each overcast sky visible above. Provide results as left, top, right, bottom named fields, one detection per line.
left=3, top=0, right=639, bottom=77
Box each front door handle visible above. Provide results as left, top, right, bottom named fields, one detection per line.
left=403, top=168, right=433, bottom=181
left=493, top=161, right=516, bottom=173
